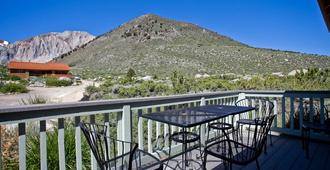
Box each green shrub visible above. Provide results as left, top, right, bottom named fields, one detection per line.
left=46, top=78, right=72, bottom=87
left=19, top=79, right=29, bottom=86
left=85, top=85, right=101, bottom=94
left=0, top=83, right=28, bottom=93
left=9, top=75, right=21, bottom=81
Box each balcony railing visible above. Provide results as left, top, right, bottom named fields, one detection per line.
left=0, top=90, right=329, bottom=170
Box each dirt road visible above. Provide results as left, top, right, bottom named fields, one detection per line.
left=0, top=80, right=95, bottom=107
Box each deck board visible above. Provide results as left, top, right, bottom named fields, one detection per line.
left=164, top=132, right=330, bottom=170
left=289, top=140, right=318, bottom=170
left=308, top=141, right=330, bottom=170
left=323, top=149, right=330, bottom=170
left=261, top=135, right=299, bottom=170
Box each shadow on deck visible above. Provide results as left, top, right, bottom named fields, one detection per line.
left=165, top=133, right=330, bottom=170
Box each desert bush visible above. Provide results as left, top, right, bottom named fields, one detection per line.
left=45, top=77, right=72, bottom=87
left=8, top=75, right=21, bottom=81
left=85, top=85, right=101, bottom=94
left=18, top=79, right=29, bottom=86
left=20, top=96, right=47, bottom=105
left=0, top=83, right=28, bottom=93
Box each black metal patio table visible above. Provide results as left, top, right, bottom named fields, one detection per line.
left=140, top=105, right=255, bottom=169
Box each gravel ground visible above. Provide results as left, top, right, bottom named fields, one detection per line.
left=0, top=80, right=95, bottom=107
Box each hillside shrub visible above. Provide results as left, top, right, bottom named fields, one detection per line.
left=85, top=85, right=101, bottom=94
left=0, top=83, right=28, bottom=93
left=1, top=75, right=22, bottom=81
left=19, top=79, right=29, bottom=86
left=46, top=77, right=72, bottom=87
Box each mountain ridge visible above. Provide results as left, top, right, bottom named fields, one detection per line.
left=55, top=14, right=330, bottom=76
left=0, top=31, right=95, bottom=64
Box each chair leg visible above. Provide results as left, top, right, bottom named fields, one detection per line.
left=269, top=130, right=273, bottom=146
left=302, top=128, right=305, bottom=149
left=264, top=139, right=267, bottom=154
left=164, top=127, right=172, bottom=170
left=256, top=159, right=260, bottom=170
left=202, top=151, right=207, bottom=170
left=306, top=129, right=310, bottom=159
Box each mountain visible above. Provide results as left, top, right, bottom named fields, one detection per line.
left=55, top=14, right=330, bottom=76
left=0, top=31, right=95, bottom=64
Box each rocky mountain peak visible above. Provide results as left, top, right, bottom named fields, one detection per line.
left=118, top=14, right=180, bottom=42
left=0, top=31, right=95, bottom=64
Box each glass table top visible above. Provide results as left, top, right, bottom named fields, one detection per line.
left=140, top=105, right=255, bottom=128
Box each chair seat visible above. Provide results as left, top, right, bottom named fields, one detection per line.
left=171, top=131, right=200, bottom=143
left=131, top=149, right=164, bottom=170
left=106, top=149, right=163, bottom=170
left=205, top=139, right=258, bottom=165
left=237, top=119, right=264, bottom=125
left=302, top=122, right=330, bottom=132
left=209, top=122, right=233, bottom=130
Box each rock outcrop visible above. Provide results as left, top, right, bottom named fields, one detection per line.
left=0, top=31, right=95, bottom=64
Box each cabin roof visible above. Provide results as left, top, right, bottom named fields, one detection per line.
left=7, top=61, right=70, bottom=71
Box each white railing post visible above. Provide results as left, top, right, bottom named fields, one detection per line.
left=273, top=99, right=278, bottom=128
left=148, top=119, right=153, bottom=153
left=122, top=105, right=131, bottom=153
left=117, top=111, right=123, bottom=155
left=200, top=97, right=206, bottom=146
left=89, top=115, right=97, bottom=170
left=103, top=113, right=111, bottom=160
left=18, top=123, right=26, bottom=170
left=156, top=107, right=161, bottom=140
left=138, top=109, right=144, bottom=150
left=58, top=118, right=66, bottom=170
left=164, top=106, right=169, bottom=147
left=75, top=117, right=82, bottom=170
left=40, top=120, right=47, bottom=170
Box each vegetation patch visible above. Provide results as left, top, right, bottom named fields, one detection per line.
left=20, top=96, right=47, bottom=105
left=84, top=68, right=330, bottom=100
left=45, top=77, right=72, bottom=87
left=0, top=83, right=28, bottom=94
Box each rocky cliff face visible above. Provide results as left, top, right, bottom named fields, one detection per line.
left=0, top=31, right=95, bottom=64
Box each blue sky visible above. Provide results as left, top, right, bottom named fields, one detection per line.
left=1, top=0, right=329, bottom=56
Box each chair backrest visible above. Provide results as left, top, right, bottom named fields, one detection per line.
left=252, top=115, right=275, bottom=154
left=235, top=98, right=249, bottom=107
left=80, top=122, right=136, bottom=170
left=235, top=98, right=274, bottom=118
left=233, top=114, right=276, bottom=162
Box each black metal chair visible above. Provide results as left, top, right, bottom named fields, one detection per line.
left=80, top=122, right=164, bottom=170
left=203, top=114, right=276, bottom=170
left=235, top=98, right=274, bottom=153
left=302, top=104, right=329, bottom=158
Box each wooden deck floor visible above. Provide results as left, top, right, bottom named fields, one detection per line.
left=165, top=133, right=330, bottom=170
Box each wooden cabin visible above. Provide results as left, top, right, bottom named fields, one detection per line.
left=7, top=61, right=71, bottom=79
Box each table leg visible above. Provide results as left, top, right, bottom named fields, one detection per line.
left=164, top=124, right=172, bottom=170
left=183, top=128, right=187, bottom=170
